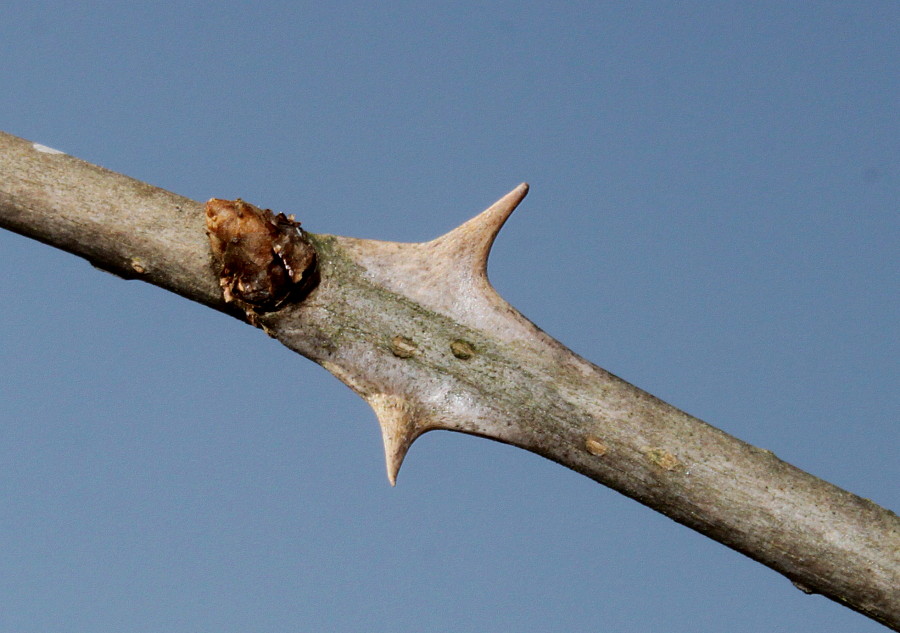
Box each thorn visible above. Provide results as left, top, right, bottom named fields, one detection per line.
left=328, top=184, right=534, bottom=342
left=367, top=394, right=419, bottom=485
left=432, top=183, right=529, bottom=276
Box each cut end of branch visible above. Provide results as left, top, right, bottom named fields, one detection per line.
left=205, top=198, right=318, bottom=322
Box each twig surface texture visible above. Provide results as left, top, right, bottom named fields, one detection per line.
left=1, top=131, right=897, bottom=629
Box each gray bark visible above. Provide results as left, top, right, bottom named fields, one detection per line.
left=1, top=130, right=897, bottom=629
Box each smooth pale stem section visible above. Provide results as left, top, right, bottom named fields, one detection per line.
left=364, top=184, right=530, bottom=484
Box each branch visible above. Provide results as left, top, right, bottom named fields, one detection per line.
left=2, top=131, right=897, bottom=629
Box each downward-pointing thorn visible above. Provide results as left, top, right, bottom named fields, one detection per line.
left=367, top=394, right=419, bottom=485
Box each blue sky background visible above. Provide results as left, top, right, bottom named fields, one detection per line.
left=1, top=2, right=897, bottom=631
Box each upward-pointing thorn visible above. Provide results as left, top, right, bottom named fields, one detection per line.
left=430, top=183, right=529, bottom=277
left=329, top=183, right=536, bottom=349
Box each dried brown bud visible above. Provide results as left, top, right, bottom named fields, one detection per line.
left=205, top=198, right=317, bottom=318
